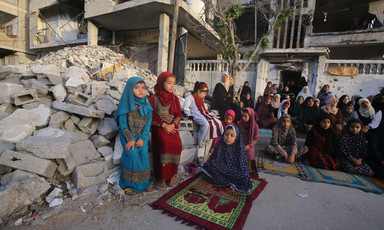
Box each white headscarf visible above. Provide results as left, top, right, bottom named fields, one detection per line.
left=358, top=98, right=376, bottom=119
left=321, top=97, right=338, bottom=115
left=277, top=99, right=290, bottom=119
left=296, top=86, right=312, bottom=102
left=271, top=94, right=281, bottom=109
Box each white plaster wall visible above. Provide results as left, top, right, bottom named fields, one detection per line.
left=369, top=1, right=384, bottom=25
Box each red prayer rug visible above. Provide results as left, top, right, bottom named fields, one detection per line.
left=151, top=173, right=267, bottom=230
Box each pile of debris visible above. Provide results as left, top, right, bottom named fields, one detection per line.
left=0, top=45, right=200, bottom=226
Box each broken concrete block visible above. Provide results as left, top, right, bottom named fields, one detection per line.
left=64, top=119, right=77, bottom=132
left=98, top=117, right=118, bottom=139
left=30, top=79, right=49, bottom=96
left=1, top=169, right=38, bottom=186
left=69, top=140, right=100, bottom=166
left=72, top=161, right=119, bottom=189
left=91, top=81, right=108, bottom=102
left=178, top=120, right=194, bottom=131
left=98, top=146, right=113, bottom=157
left=113, top=133, right=123, bottom=165
left=16, top=136, right=71, bottom=159
left=179, top=131, right=194, bottom=149
left=0, top=65, right=27, bottom=79
left=104, top=154, right=116, bottom=170
left=0, top=109, right=39, bottom=143
left=53, top=101, right=105, bottom=119
left=51, top=84, right=67, bottom=102
left=49, top=111, right=70, bottom=128
left=30, top=64, right=62, bottom=85
left=91, top=135, right=110, bottom=148
left=0, top=150, right=57, bottom=177
left=22, top=97, right=52, bottom=110
left=73, top=92, right=92, bottom=107
left=30, top=104, right=51, bottom=127
left=70, top=115, right=81, bottom=124
left=96, top=95, right=117, bottom=115
left=56, top=159, right=75, bottom=176
left=0, top=142, right=15, bottom=154
left=174, top=85, right=185, bottom=97
left=66, top=66, right=90, bottom=83
left=109, top=80, right=126, bottom=94
left=0, top=170, right=50, bottom=220
left=180, top=147, right=198, bottom=166
left=0, top=83, right=24, bottom=103
left=0, top=103, right=15, bottom=114
left=107, top=89, right=122, bottom=100
left=0, top=111, right=9, bottom=120
left=77, top=117, right=100, bottom=135
left=113, top=69, right=136, bottom=82
left=34, top=127, right=87, bottom=144
left=12, top=89, right=39, bottom=106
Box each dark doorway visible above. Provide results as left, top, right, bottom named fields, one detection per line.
left=281, top=70, right=302, bottom=96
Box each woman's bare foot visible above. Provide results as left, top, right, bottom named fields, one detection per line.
left=229, top=186, right=236, bottom=192
left=155, top=180, right=167, bottom=191
left=169, top=176, right=178, bottom=186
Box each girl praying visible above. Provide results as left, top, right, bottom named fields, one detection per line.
left=237, top=108, right=259, bottom=160
left=149, top=72, right=182, bottom=190
left=277, top=99, right=290, bottom=120
left=342, top=103, right=355, bottom=126
left=183, top=82, right=223, bottom=166
left=305, top=113, right=339, bottom=170
left=202, top=125, right=253, bottom=193
left=265, top=114, right=308, bottom=163
left=115, top=77, right=153, bottom=195
left=338, top=118, right=374, bottom=176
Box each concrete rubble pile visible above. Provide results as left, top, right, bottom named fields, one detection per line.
left=0, top=45, right=202, bottom=225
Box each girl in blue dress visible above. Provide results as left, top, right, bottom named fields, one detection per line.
left=115, top=77, right=153, bottom=195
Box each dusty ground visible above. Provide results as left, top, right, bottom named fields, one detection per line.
left=3, top=171, right=384, bottom=230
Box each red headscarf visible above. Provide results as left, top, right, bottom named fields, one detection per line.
left=238, top=107, right=258, bottom=144
left=154, top=71, right=178, bottom=114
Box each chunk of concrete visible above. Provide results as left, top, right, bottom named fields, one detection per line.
left=30, top=65, right=62, bottom=85
left=51, top=84, right=67, bottom=102
left=16, top=136, right=71, bottom=159
left=30, top=79, right=49, bottom=96
left=49, top=111, right=70, bottom=128
left=95, top=95, right=117, bottom=115
left=0, top=109, right=39, bottom=143
left=0, top=142, right=15, bottom=154
left=98, top=117, right=118, bottom=139
left=113, top=133, right=123, bottom=165
left=180, top=147, right=198, bottom=166
left=113, top=69, right=136, bottom=82
left=178, top=120, right=194, bottom=131
left=0, top=171, right=50, bottom=220
left=77, top=117, right=100, bottom=135
left=30, top=104, right=51, bottom=127
left=0, top=83, right=24, bottom=103
left=56, top=159, right=75, bottom=176
left=179, top=131, right=194, bottom=149
left=91, top=81, right=108, bottom=102
left=98, top=146, right=113, bottom=157
left=53, top=101, right=105, bottom=119
left=72, top=161, right=119, bottom=189
left=91, top=135, right=110, bottom=148
left=0, top=103, right=15, bottom=114
left=69, top=140, right=100, bottom=166
left=0, top=150, right=57, bottom=177
left=107, top=89, right=122, bottom=100
left=0, top=65, right=27, bottom=79
left=12, top=89, right=39, bottom=106
left=66, top=66, right=90, bottom=83
left=64, top=119, right=77, bottom=132
left=1, top=169, right=38, bottom=186
left=73, top=92, right=92, bottom=107
left=109, top=80, right=126, bottom=94
left=0, top=111, right=9, bottom=120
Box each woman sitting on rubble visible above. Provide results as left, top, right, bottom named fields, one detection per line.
left=149, top=72, right=182, bottom=191
left=183, top=82, right=223, bottom=166
left=115, top=77, right=153, bottom=195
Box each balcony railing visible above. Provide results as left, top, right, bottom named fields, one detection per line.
left=187, top=60, right=257, bottom=72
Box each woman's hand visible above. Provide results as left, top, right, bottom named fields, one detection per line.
left=288, top=153, right=296, bottom=164
left=336, top=124, right=342, bottom=131
left=135, top=139, right=144, bottom=148
left=245, top=145, right=251, bottom=150
left=125, top=141, right=136, bottom=151
left=163, top=123, right=176, bottom=134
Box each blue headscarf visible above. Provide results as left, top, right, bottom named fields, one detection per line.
left=115, top=77, right=153, bottom=125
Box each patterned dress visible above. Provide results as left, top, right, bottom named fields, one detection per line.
left=338, top=126, right=373, bottom=176
left=306, top=128, right=338, bottom=170
left=202, top=125, right=253, bottom=193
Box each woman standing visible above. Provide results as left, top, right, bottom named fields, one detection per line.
left=150, top=72, right=182, bottom=190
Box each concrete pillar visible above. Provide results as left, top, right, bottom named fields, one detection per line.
left=87, top=20, right=98, bottom=46
left=255, top=59, right=270, bottom=98
left=157, top=13, right=170, bottom=76
left=311, top=55, right=327, bottom=95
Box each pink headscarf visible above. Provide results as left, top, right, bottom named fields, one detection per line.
left=223, top=109, right=236, bottom=128
left=238, top=107, right=258, bottom=144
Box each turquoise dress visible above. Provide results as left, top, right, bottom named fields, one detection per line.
left=115, top=76, right=153, bottom=192
left=118, top=111, right=152, bottom=192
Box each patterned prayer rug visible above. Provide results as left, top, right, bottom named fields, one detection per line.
left=255, top=151, right=312, bottom=180
left=367, top=176, right=384, bottom=190
left=305, top=166, right=384, bottom=194
left=151, top=173, right=267, bottom=230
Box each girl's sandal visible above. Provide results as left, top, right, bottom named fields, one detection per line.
left=145, top=183, right=154, bottom=192
left=124, top=188, right=137, bottom=196
left=155, top=183, right=167, bottom=191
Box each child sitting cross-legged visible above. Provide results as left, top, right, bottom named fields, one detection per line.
left=202, top=125, right=253, bottom=193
